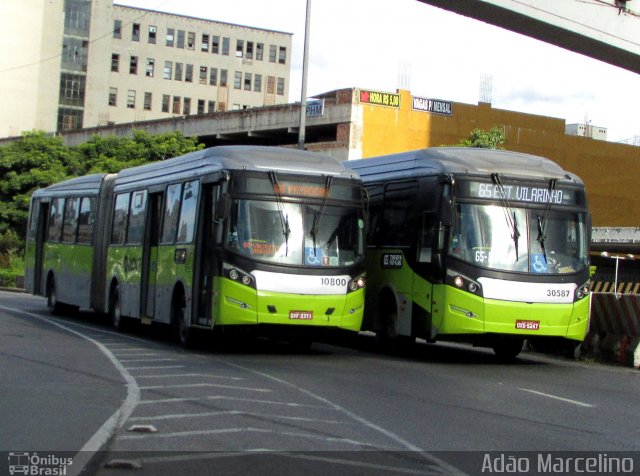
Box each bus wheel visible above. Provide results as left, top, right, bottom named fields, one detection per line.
left=46, top=277, right=62, bottom=315
left=110, top=285, right=126, bottom=332
left=175, top=296, right=194, bottom=348
left=492, top=336, right=524, bottom=361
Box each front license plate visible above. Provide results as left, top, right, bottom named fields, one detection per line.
left=289, top=310, right=313, bottom=320
left=515, top=320, right=540, bottom=330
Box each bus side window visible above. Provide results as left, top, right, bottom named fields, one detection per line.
left=176, top=180, right=199, bottom=243
left=127, top=190, right=147, bottom=245
left=418, top=212, right=436, bottom=263
left=62, top=197, right=80, bottom=243
left=77, top=197, right=95, bottom=244
left=381, top=181, right=417, bottom=247
left=111, top=193, right=130, bottom=245
left=161, top=183, right=182, bottom=244
left=47, top=198, right=64, bottom=242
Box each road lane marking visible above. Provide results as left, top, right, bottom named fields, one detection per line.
left=128, top=410, right=348, bottom=425
left=0, top=304, right=140, bottom=476
left=519, top=388, right=595, bottom=407
left=138, top=382, right=271, bottom=392
left=119, top=358, right=177, bottom=363
left=138, top=395, right=328, bottom=408
left=125, top=365, right=184, bottom=370
left=135, top=373, right=243, bottom=380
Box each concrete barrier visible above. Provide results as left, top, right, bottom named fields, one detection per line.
left=582, top=292, right=640, bottom=368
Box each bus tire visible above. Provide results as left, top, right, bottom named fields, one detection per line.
left=492, top=336, right=524, bottom=361
left=175, top=294, right=195, bottom=348
left=110, top=285, right=126, bottom=332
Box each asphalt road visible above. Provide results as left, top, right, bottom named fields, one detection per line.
left=1, top=290, right=639, bottom=476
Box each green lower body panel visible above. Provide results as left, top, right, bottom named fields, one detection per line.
left=217, top=278, right=364, bottom=332
left=437, top=285, right=590, bottom=341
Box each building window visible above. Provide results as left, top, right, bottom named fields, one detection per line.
left=164, top=61, right=172, bottom=79
left=111, top=53, right=119, bottom=72
left=166, top=28, right=174, bottom=47
left=233, top=71, right=242, bottom=89
left=185, top=64, right=193, bottom=82
left=172, top=96, right=181, bottom=114
left=127, top=90, right=136, bottom=108
left=244, top=72, right=251, bottom=91
left=57, top=108, right=82, bottom=131
left=256, top=43, right=264, bottom=61
left=254, top=74, right=262, bottom=92
left=197, top=99, right=205, bottom=115
left=129, top=56, right=138, bottom=74
left=267, top=76, right=275, bottom=94
left=278, top=46, right=287, bottom=64
left=212, top=36, right=219, bottom=54
left=209, top=67, right=217, bottom=86
left=201, top=34, right=209, bottom=52
left=162, top=94, right=170, bottom=112
left=277, top=77, right=285, bottom=95
left=113, top=20, right=122, bottom=39
left=187, top=31, right=195, bottom=49
left=132, top=23, right=140, bottom=42
left=146, top=58, right=155, bottom=77
left=144, top=92, right=152, bottom=111
left=177, top=30, right=185, bottom=48
left=246, top=41, right=253, bottom=60
left=207, top=100, right=215, bottom=113
left=199, top=66, right=207, bottom=84
left=183, top=97, right=191, bottom=115
left=236, top=40, right=244, bottom=58
left=59, top=73, right=85, bottom=106
left=174, top=62, right=183, bottom=81
left=148, top=26, right=157, bottom=44
left=222, top=37, right=230, bottom=55
left=269, top=45, right=277, bottom=63
left=109, top=87, right=117, bottom=106
left=220, top=69, right=228, bottom=87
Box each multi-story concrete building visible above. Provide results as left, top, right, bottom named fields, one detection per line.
left=0, top=0, right=292, bottom=138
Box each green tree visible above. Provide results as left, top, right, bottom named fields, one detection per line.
left=457, top=126, right=506, bottom=149
left=76, top=129, right=203, bottom=174
left=0, top=131, right=82, bottom=249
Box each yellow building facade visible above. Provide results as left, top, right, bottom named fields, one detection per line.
left=350, top=88, right=640, bottom=228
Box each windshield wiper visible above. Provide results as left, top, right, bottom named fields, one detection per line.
left=268, top=171, right=291, bottom=256
left=536, top=214, right=547, bottom=264
left=310, top=175, right=333, bottom=256
left=491, top=173, right=520, bottom=261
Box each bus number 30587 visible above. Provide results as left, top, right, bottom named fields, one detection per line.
left=321, top=277, right=347, bottom=287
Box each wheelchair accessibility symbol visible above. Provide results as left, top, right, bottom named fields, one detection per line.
left=531, top=254, right=548, bottom=273
left=305, top=247, right=324, bottom=266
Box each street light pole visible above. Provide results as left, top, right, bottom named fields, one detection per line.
left=298, top=0, right=311, bottom=150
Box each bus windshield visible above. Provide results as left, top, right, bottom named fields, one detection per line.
left=227, top=199, right=364, bottom=267
left=449, top=203, right=588, bottom=274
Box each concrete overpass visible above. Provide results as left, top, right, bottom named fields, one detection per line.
left=417, top=0, right=640, bottom=74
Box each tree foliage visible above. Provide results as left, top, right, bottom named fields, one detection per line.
left=0, top=129, right=204, bottom=251
left=457, top=126, right=506, bottom=149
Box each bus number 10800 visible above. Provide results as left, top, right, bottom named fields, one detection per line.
left=321, top=277, right=347, bottom=287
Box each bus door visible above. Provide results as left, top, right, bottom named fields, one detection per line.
left=412, top=211, right=438, bottom=338
left=140, top=191, right=162, bottom=319
left=31, top=200, right=49, bottom=295
left=193, top=183, right=219, bottom=326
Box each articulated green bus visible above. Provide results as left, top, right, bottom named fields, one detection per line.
left=25, top=146, right=366, bottom=347
left=347, top=147, right=591, bottom=359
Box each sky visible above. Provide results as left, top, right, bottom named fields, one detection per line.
left=116, top=0, right=640, bottom=143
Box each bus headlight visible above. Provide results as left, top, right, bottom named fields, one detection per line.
left=348, top=274, right=366, bottom=293
left=575, top=281, right=591, bottom=300
left=447, top=270, right=482, bottom=297
left=223, top=263, right=256, bottom=289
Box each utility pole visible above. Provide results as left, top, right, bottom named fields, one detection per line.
left=298, top=0, right=311, bottom=150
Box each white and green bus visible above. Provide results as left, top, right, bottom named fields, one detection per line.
left=25, top=146, right=366, bottom=347
left=347, top=147, right=591, bottom=359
